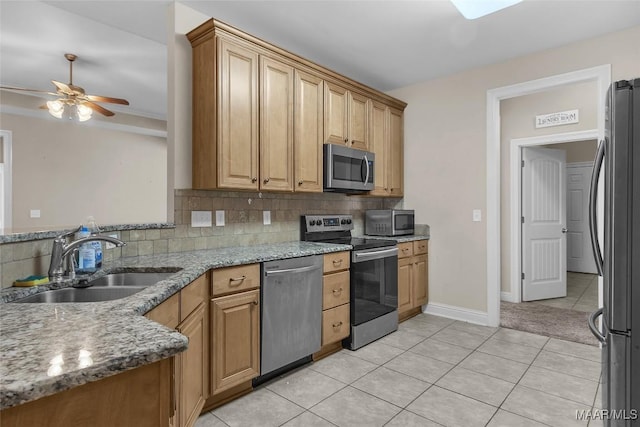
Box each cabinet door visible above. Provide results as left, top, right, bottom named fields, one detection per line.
left=218, top=36, right=259, bottom=189
left=324, top=82, right=348, bottom=145
left=398, top=257, right=413, bottom=315
left=369, top=101, right=388, bottom=196
left=260, top=56, right=294, bottom=191
left=177, top=303, right=207, bottom=427
left=388, top=107, right=404, bottom=196
left=294, top=70, right=323, bottom=192
left=413, top=255, right=428, bottom=307
left=348, top=91, right=369, bottom=151
left=211, top=290, right=260, bottom=395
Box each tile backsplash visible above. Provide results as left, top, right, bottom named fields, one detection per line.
left=0, top=190, right=401, bottom=288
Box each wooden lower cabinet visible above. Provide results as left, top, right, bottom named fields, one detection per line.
left=210, top=289, right=260, bottom=395
left=398, top=240, right=429, bottom=322
left=0, top=359, right=172, bottom=427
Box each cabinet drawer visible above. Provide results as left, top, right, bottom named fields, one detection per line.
left=323, top=251, right=350, bottom=274
left=322, top=304, right=350, bottom=345
left=181, top=272, right=209, bottom=320
left=413, top=240, right=428, bottom=255
left=322, top=271, right=350, bottom=310
left=145, top=293, right=180, bottom=329
left=212, top=264, right=260, bottom=297
left=398, top=242, right=413, bottom=259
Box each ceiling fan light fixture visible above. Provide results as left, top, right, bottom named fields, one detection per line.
left=46, top=100, right=64, bottom=119
left=451, top=0, right=523, bottom=19
left=76, top=103, right=92, bottom=122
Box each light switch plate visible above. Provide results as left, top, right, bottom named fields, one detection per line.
left=215, top=210, right=225, bottom=227
left=263, top=210, right=271, bottom=225
left=473, top=209, right=482, bottom=222
left=191, top=211, right=212, bottom=228
left=30, top=209, right=41, bottom=218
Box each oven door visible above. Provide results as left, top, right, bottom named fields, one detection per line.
left=350, top=246, right=398, bottom=326
left=393, top=212, right=415, bottom=236
left=324, top=144, right=375, bottom=192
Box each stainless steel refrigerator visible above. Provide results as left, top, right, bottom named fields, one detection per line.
left=589, top=78, right=639, bottom=426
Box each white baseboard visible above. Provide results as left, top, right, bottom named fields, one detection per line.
left=423, top=302, right=489, bottom=326
left=501, top=291, right=517, bottom=303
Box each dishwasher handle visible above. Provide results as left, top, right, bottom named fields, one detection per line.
left=264, top=264, right=322, bottom=276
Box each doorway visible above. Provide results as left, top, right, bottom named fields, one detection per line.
left=0, top=130, right=12, bottom=233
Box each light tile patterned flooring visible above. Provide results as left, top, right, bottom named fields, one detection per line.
left=196, top=313, right=602, bottom=427
left=531, top=272, right=599, bottom=313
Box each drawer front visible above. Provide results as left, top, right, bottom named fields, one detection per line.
left=145, top=292, right=180, bottom=329
left=212, top=264, right=260, bottom=297
left=323, top=251, right=350, bottom=274
left=181, top=272, right=209, bottom=321
left=322, top=271, right=350, bottom=310
left=413, top=240, right=428, bottom=255
left=322, top=304, right=350, bottom=345
left=398, top=242, right=413, bottom=259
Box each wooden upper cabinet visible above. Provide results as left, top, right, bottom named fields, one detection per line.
left=369, top=101, right=389, bottom=196
left=324, top=82, right=348, bottom=145
left=348, top=91, right=369, bottom=150
left=294, top=70, right=324, bottom=192
left=260, top=56, right=294, bottom=191
left=388, top=107, right=404, bottom=196
left=218, top=35, right=259, bottom=190
left=324, top=81, right=370, bottom=150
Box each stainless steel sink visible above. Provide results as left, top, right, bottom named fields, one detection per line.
left=11, top=271, right=178, bottom=303
left=12, top=286, right=148, bottom=303
left=86, top=272, right=176, bottom=287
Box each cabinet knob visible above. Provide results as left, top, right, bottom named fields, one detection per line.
left=333, top=259, right=343, bottom=266
left=332, top=321, right=343, bottom=328
left=332, top=287, right=343, bottom=294
left=251, top=177, right=257, bottom=183
left=344, top=138, right=348, bottom=144
left=298, top=180, right=303, bottom=186
left=264, top=178, right=270, bottom=183
left=252, top=300, right=259, bottom=305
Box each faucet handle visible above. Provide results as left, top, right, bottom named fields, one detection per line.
left=56, top=226, right=82, bottom=240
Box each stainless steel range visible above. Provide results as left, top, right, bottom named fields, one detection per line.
left=301, top=214, right=399, bottom=350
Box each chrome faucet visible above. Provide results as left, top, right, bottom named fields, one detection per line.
left=48, top=231, right=126, bottom=283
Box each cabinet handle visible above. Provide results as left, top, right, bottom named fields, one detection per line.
left=252, top=300, right=259, bottom=305
left=264, top=177, right=270, bottom=183
left=332, top=321, right=343, bottom=328
left=402, top=248, right=409, bottom=252
left=332, top=287, right=343, bottom=294
left=344, top=138, right=348, bottom=144
left=332, top=259, right=343, bottom=266
left=298, top=180, right=303, bottom=186
left=229, top=276, right=246, bottom=286
left=251, top=177, right=257, bottom=183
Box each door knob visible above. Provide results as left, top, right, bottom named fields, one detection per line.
left=562, top=227, right=568, bottom=233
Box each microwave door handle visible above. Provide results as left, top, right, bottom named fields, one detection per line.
left=363, top=154, right=370, bottom=184
left=588, top=139, right=606, bottom=276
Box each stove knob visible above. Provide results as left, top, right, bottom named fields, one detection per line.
left=347, top=219, right=352, bottom=224
left=341, top=219, right=346, bottom=224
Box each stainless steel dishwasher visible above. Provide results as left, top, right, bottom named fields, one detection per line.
left=258, top=255, right=323, bottom=381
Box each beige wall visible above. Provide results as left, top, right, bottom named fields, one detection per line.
left=388, top=25, right=640, bottom=313
left=2, top=113, right=167, bottom=233
left=544, top=140, right=598, bottom=164
left=499, top=82, right=598, bottom=294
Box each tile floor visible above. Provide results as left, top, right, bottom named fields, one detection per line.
left=531, top=272, right=599, bottom=313
left=196, top=313, right=602, bottom=427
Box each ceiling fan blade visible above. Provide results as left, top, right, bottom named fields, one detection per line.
left=52, top=80, right=72, bottom=94
left=86, top=94, right=129, bottom=105
left=84, top=101, right=114, bottom=117
left=0, top=85, right=57, bottom=96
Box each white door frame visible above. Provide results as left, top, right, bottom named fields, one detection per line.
left=0, top=130, right=12, bottom=233
left=486, top=64, right=610, bottom=326
left=506, top=130, right=598, bottom=303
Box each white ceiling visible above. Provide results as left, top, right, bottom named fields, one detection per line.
left=1, top=1, right=639, bottom=121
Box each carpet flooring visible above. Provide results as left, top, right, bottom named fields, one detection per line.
left=500, top=301, right=599, bottom=347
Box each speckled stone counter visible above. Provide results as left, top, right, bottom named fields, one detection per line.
left=362, top=234, right=430, bottom=243
left=0, top=241, right=350, bottom=410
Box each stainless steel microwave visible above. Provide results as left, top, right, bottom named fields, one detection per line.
left=323, top=144, right=375, bottom=193
left=365, top=209, right=415, bottom=236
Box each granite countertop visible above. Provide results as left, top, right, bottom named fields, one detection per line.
left=0, top=241, right=351, bottom=410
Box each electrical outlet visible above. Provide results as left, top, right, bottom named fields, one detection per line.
left=191, top=211, right=212, bottom=228
left=105, top=233, right=119, bottom=249
left=215, top=210, right=225, bottom=227
left=30, top=209, right=41, bottom=218
left=473, top=209, right=482, bottom=222
left=263, top=210, right=271, bottom=225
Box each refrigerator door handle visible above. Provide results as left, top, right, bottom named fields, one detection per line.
left=588, top=139, right=606, bottom=276
left=588, top=307, right=607, bottom=344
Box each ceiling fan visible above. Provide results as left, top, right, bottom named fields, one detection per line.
left=0, top=53, right=129, bottom=121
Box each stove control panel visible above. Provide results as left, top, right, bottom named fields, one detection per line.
left=303, top=214, right=353, bottom=233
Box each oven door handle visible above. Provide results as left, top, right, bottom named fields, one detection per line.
left=353, top=247, right=398, bottom=263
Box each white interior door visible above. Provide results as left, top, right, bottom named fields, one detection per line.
left=522, top=147, right=567, bottom=301
left=566, top=163, right=598, bottom=274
